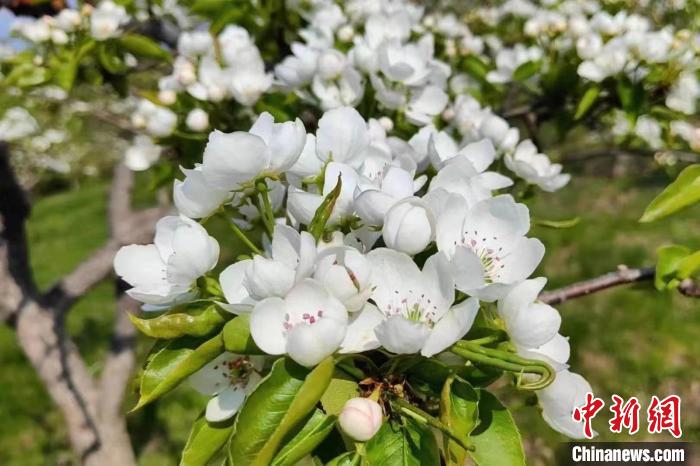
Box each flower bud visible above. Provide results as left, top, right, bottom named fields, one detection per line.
left=158, top=89, right=177, bottom=105
left=51, top=29, right=69, bottom=45
left=337, top=25, right=354, bottom=42
left=338, top=397, right=383, bottom=441
left=186, top=108, right=209, bottom=132
left=382, top=197, right=435, bottom=255
left=378, top=116, right=394, bottom=132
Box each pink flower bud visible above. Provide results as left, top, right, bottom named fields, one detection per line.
left=338, top=397, right=383, bottom=441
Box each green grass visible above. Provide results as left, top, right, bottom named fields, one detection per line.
left=0, top=173, right=697, bottom=465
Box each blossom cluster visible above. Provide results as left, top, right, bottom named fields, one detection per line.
left=115, top=105, right=590, bottom=437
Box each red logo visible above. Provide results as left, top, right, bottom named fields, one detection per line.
left=647, top=395, right=682, bottom=438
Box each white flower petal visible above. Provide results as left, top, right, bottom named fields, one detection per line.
left=250, top=297, right=288, bottom=355
left=375, top=315, right=430, bottom=354
left=340, top=303, right=384, bottom=353
left=422, top=297, right=479, bottom=357
left=287, top=317, right=346, bottom=367
left=205, top=386, right=247, bottom=422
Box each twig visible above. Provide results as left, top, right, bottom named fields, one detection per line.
left=538, top=266, right=655, bottom=305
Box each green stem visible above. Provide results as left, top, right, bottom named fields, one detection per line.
left=227, top=218, right=263, bottom=255
left=391, top=398, right=474, bottom=452
left=255, top=180, right=276, bottom=236
left=464, top=333, right=505, bottom=346
left=451, top=341, right=555, bottom=390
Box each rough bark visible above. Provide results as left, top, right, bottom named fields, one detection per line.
left=0, top=143, right=166, bottom=466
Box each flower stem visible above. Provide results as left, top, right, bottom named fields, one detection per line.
left=451, top=340, right=555, bottom=390
left=255, top=180, right=276, bottom=236
left=227, top=218, right=263, bottom=255
left=391, top=398, right=474, bottom=452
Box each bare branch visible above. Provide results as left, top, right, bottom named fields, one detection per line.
left=539, top=266, right=655, bottom=305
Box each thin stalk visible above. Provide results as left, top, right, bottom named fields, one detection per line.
left=391, top=398, right=474, bottom=452
left=255, top=180, right=276, bottom=236
left=452, top=341, right=555, bottom=390
left=227, top=218, right=262, bottom=255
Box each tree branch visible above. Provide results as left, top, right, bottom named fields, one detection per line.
left=0, top=144, right=164, bottom=465
left=539, top=266, right=655, bottom=305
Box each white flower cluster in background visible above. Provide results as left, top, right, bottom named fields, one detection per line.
left=0, top=107, right=39, bottom=141
left=157, top=26, right=272, bottom=107
left=10, top=1, right=128, bottom=44
left=276, top=0, right=450, bottom=125
left=115, top=106, right=590, bottom=436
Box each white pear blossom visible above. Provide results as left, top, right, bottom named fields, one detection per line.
left=201, top=112, right=306, bottom=191
left=186, top=109, right=210, bottom=132
left=505, top=140, right=570, bottom=192
left=634, top=115, right=663, bottom=149
left=173, top=166, right=229, bottom=219
left=0, top=107, right=39, bottom=141
left=275, top=42, right=319, bottom=88
left=90, top=0, right=129, bottom=40
left=666, top=71, right=700, bottom=115
left=315, top=107, right=369, bottom=167
left=537, top=370, right=595, bottom=439
left=359, top=249, right=480, bottom=356
left=405, top=85, right=448, bottom=126
left=577, top=38, right=628, bottom=82
left=189, top=353, right=264, bottom=422
left=354, top=165, right=417, bottom=226
left=245, top=224, right=316, bottom=300
left=124, top=135, right=162, bottom=172
left=314, top=246, right=372, bottom=312
left=435, top=194, right=544, bottom=301
left=114, top=216, right=219, bottom=307
left=382, top=197, right=435, bottom=255
left=250, top=279, right=349, bottom=367
left=497, top=278, right=569, bottom=369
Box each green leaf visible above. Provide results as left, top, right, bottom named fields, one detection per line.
left=640, top=165, right=700, bottom=222
left=365, top=418, right=440, bottom=465
left=308, top=175, right=342, bottom=240
left=462, top=55, right=490, bottom=82
left=229, top=357, right=335, bottom=466
left=52, top=58, right=78, bottom=91
left=222, top=314, right=264, bottom=354
left=616, top=79, right=644, bottom=116
left=655, top=245, right=690, bottom=290
left=134, top=334, right=224, bottom=410
left=440, top=377, right=479, bottom=466
left=320, top=374, right=359, bottom=416
left=272, top=409, right=337, bottom=466
left=677, top=250, right=700, bottom=279
left=4, top=63, right=49, bottom=88
left=326, top=452, right=360, bottom=466
left=574, top=85, right=600, bottom=120
left=469, top=391, right=525, bottom=466
left=199, top=276, right=224, bottom=298
left=190, top=0, right=230, bottom=14
left=129, top=305, right=228, bottom=339
left=533, top=217, right=580, bottom=229
left=512, top=60, right=541, bottom=82
left=181, top=411, right=235, bottom=466
left=97, top=41, right=127, bottom=74
left=117, top=34, right=172, bottom=61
